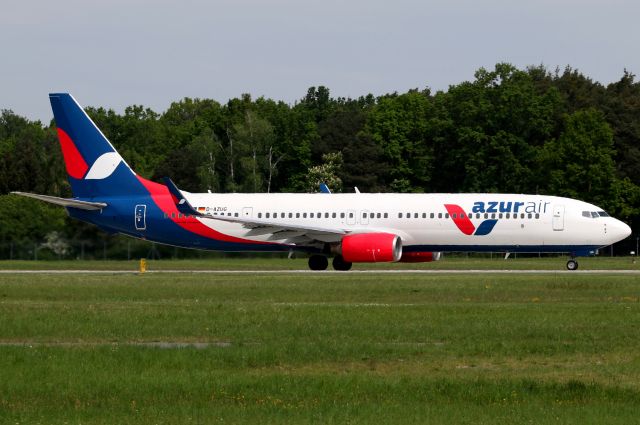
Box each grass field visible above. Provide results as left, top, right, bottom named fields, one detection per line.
left=1, top=254, right=640, bottom=271
left=1, top=270, right=640, bottom=423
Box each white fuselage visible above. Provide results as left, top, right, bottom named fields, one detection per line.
left=179, top=192, right=630, bottom=254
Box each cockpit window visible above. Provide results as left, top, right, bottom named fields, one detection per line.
left=583, top=210, right=607, bottom=218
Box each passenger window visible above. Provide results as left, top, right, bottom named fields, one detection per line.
left=234, top=213, right=239, bottom=217
left=484, top=213, right=488, bottom=219
left=535, top=213, right=540, bottom=219
left=476, top=213, right=481, bottom=219
left=377, top=213, right=381, bottom=219
left=288, top=213, right=293, bottom=218
left=325, top=213, right=329, bottom=218
left=499, top=213, right=503, bottom=219
left=438, top=213, right=442, bottom=219
left=349, top=212, right=354, bottom=218
left=445, top=213, right=450, bottom=219
left=520, top=213, right=525, bottom=219
left=340, top=213, right=345, bottom=218
left=310, top=213, right=314, bottom=218
left=452, top=213, right=457, bottom=219
left=430, top=213, right=435, bottom=219
left=399, top=213, right=403, bottom=218
left=258, top=213, right=262, bottom=218
left=332, top=212, right=336, bottom=218
left=422, top=213, right=427, bottom=218
left=363, top=213, right=367, bottom=218
left=506, top=213, right=510, bottom=219
left=296, top=213, right=300, bottom=218
left=384, top=213, right=388, bottom=218
left=266, top=213, right=270, bottom=218
left=528, top=213, right=532, bottom=219
left=414, top=213, right=418, bottom=218
left=468, top=213, right=472, bottom=219
left=318, top=212, right=321, bottom=218
left=171, top=212, right=176, bottom=218
left=303, top=213, right=307, bottom=218
left=163, top=213, right=168, bottom=219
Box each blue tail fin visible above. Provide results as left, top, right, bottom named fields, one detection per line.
left=49, top=93, right=142, bottom=198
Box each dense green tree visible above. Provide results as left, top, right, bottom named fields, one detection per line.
left=540, top=109, right=618, bottom=208
left=364, top=90, right=435, bottom=191
left=1, top=63, right=639, bottom=249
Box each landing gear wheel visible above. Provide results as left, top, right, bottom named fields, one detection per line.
left=308, top=255, right=329, bottom=271
left=566, top=259, right=579, bottom=271
left=332, top=255, right=353, bottom=271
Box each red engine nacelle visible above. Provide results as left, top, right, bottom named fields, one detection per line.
left=399, top=251, right=441, bottom=263
left=340, top=233, right=402, bottom=263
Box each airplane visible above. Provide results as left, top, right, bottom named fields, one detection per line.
left=11, top=93, right=632, bottom=271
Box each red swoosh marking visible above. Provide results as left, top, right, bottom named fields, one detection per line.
left=444, top=204, right=475, bottom=235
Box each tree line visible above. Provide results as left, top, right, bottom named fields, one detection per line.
left=1, top=63, right=639, bottom=254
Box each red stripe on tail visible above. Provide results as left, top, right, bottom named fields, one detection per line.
left=57, top=128, right=89, bottom=179
left=137, top=176, right=270, bottom=245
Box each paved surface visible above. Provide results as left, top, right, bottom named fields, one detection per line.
left=1, top=269, right=639, bottom=274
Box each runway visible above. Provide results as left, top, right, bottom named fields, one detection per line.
left=1, top=269, right=639, bottom=274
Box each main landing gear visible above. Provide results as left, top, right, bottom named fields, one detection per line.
left=566, top=259, right=579, bottom=271
left=307, top=255, right=353, bottom=271
left=332, top=255, right=352, bottom=271
left=308, top=255, right=328, bottom=271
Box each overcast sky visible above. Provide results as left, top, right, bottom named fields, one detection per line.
left=2, top=0, right=639, bottom=122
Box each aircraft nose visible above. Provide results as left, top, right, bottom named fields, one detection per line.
left=611, top=220, right=632, bottom=242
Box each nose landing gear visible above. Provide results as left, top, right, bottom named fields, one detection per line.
left=566, top=259, right=579, bottom=271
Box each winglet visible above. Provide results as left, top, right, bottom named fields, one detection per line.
left=162, top=177, right=204, bottom=216
left=319, top=183, right=331, bottom=194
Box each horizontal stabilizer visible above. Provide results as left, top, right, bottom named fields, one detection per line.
left=11, top=192, right=107, bottom=210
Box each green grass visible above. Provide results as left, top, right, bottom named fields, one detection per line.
left=1, top=272, right=640, bottom=423
left=1, top=255, right=640, bottom=270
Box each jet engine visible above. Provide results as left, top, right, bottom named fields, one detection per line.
left=399, top=251, right=441, bottom=262
left=340, top=233, right=402, bottom=262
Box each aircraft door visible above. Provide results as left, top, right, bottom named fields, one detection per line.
left=135, top=204, right=146, bottom=231
left=346, top=210, right=356, bottom=225
left=552, top=205, right=564, bottom=231
left=360, top=210, right=370, bottom=225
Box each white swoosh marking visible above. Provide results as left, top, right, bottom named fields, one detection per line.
left=85, top=152, right=123, bottom=180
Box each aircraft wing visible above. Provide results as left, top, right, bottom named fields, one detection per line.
left=164, top=177, right=347, bottom=245
left=11, top=192, right=107, bottom=210
left=206, top=213, right=347, bottom=244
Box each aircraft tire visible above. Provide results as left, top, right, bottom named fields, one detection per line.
left=332, top=255, right=353, bottom=271
left=308, top=255, right=329, bottom=271
left=566, top=259, right=579, bottom=271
